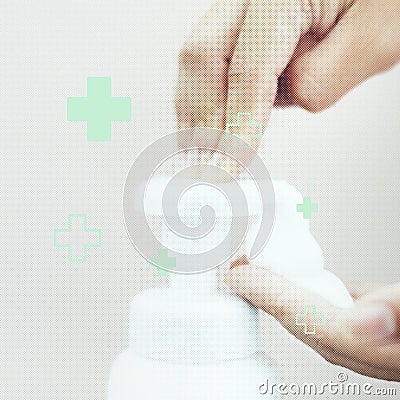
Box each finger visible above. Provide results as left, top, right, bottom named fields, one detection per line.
left=225, top=264, right=342, bottom=343
left=223, top=0, right=306, bottom=149
left=230, top=255, right=249, bottom=268
left=176, top=0, right=249, bottom=149
left=314, top=340, right=400, bottom=381
left=358, top=282, right=400, bottom=304
left=345, top=281, right=384, bottom=300
left=217, top=0, right=307, bottom=178
left=274, top=32, right=320, bottom=107
left=225, top=264, right=400, bottom=371
left=280, top=0, right=399, bottom=112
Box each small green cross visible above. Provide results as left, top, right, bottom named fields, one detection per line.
left=226, top=112, right=263, bottom=148
left=297, top=197, right=318, bottom=219
left=295, top=305, right=325, bottom=335
left=54, top=214, right=102, bottom=263
left=67, top=77, right=131, bottom=141
left=149, top=248, right=176, bottom=276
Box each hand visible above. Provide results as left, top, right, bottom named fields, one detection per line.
left=225, top=261, right=400, bottom=381
left=176, top=0, right=400, bottom=155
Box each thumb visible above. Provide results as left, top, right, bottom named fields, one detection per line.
left=281, top=1, right=397, bottom=112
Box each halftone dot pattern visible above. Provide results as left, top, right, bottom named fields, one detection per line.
left=2, top=0, right=400, bottom=398
left=123, top=127, right=275, bottom=274
left=120, top=127, right=277, bottom=398
left=175, top=1, right=295, bottom=390
left=145, top=149, right=251, bottom=257
left=172, top=0, right=400, bottom=393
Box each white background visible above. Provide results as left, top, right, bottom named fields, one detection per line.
left=1, top=0, right=399, bottom=399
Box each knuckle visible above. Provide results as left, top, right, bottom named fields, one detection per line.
left=374, top=34, right=400, bottom=73
left=312, top=331, right=333, bottom=355
left=228, top=59, right=278, bottom=97
left=292, top=70, right=328, bottom=112
left=314, top=339, right=347, bottom=368
left=318, top=347, right=342, bottom=366
left=229, top=57, right=276, bottom=80
left=228, top=68, right=265, bottom=88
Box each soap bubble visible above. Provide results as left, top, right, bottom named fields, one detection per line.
left=123, top=127, right=275, bottom=274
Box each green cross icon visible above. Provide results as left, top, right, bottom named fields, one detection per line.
left=295, top=305, right=325, bottom=335
left=54, top=214, right=102, bottom=263
left=226, top=112, right=263, bottom=148
left=149, top=248, right=176, bottom=276
left=297, top=197, right=318, bottom=219
left=67, top=77, right=131, bottom=141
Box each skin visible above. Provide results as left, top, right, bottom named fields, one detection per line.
left=226, top=261, right=400, bottom=381
left=175, top=0, right=400, bottom=381
left=176, top=0, right=400, bottom=154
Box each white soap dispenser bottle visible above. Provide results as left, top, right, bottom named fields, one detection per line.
left=109, top=174, right=282, bottom=399
left=108, top=268, right=281, bottom=399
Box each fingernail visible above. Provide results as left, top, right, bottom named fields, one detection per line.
left=230, top=255, right=249, bottom=269
left=353, top=302, right=397, bottom=344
